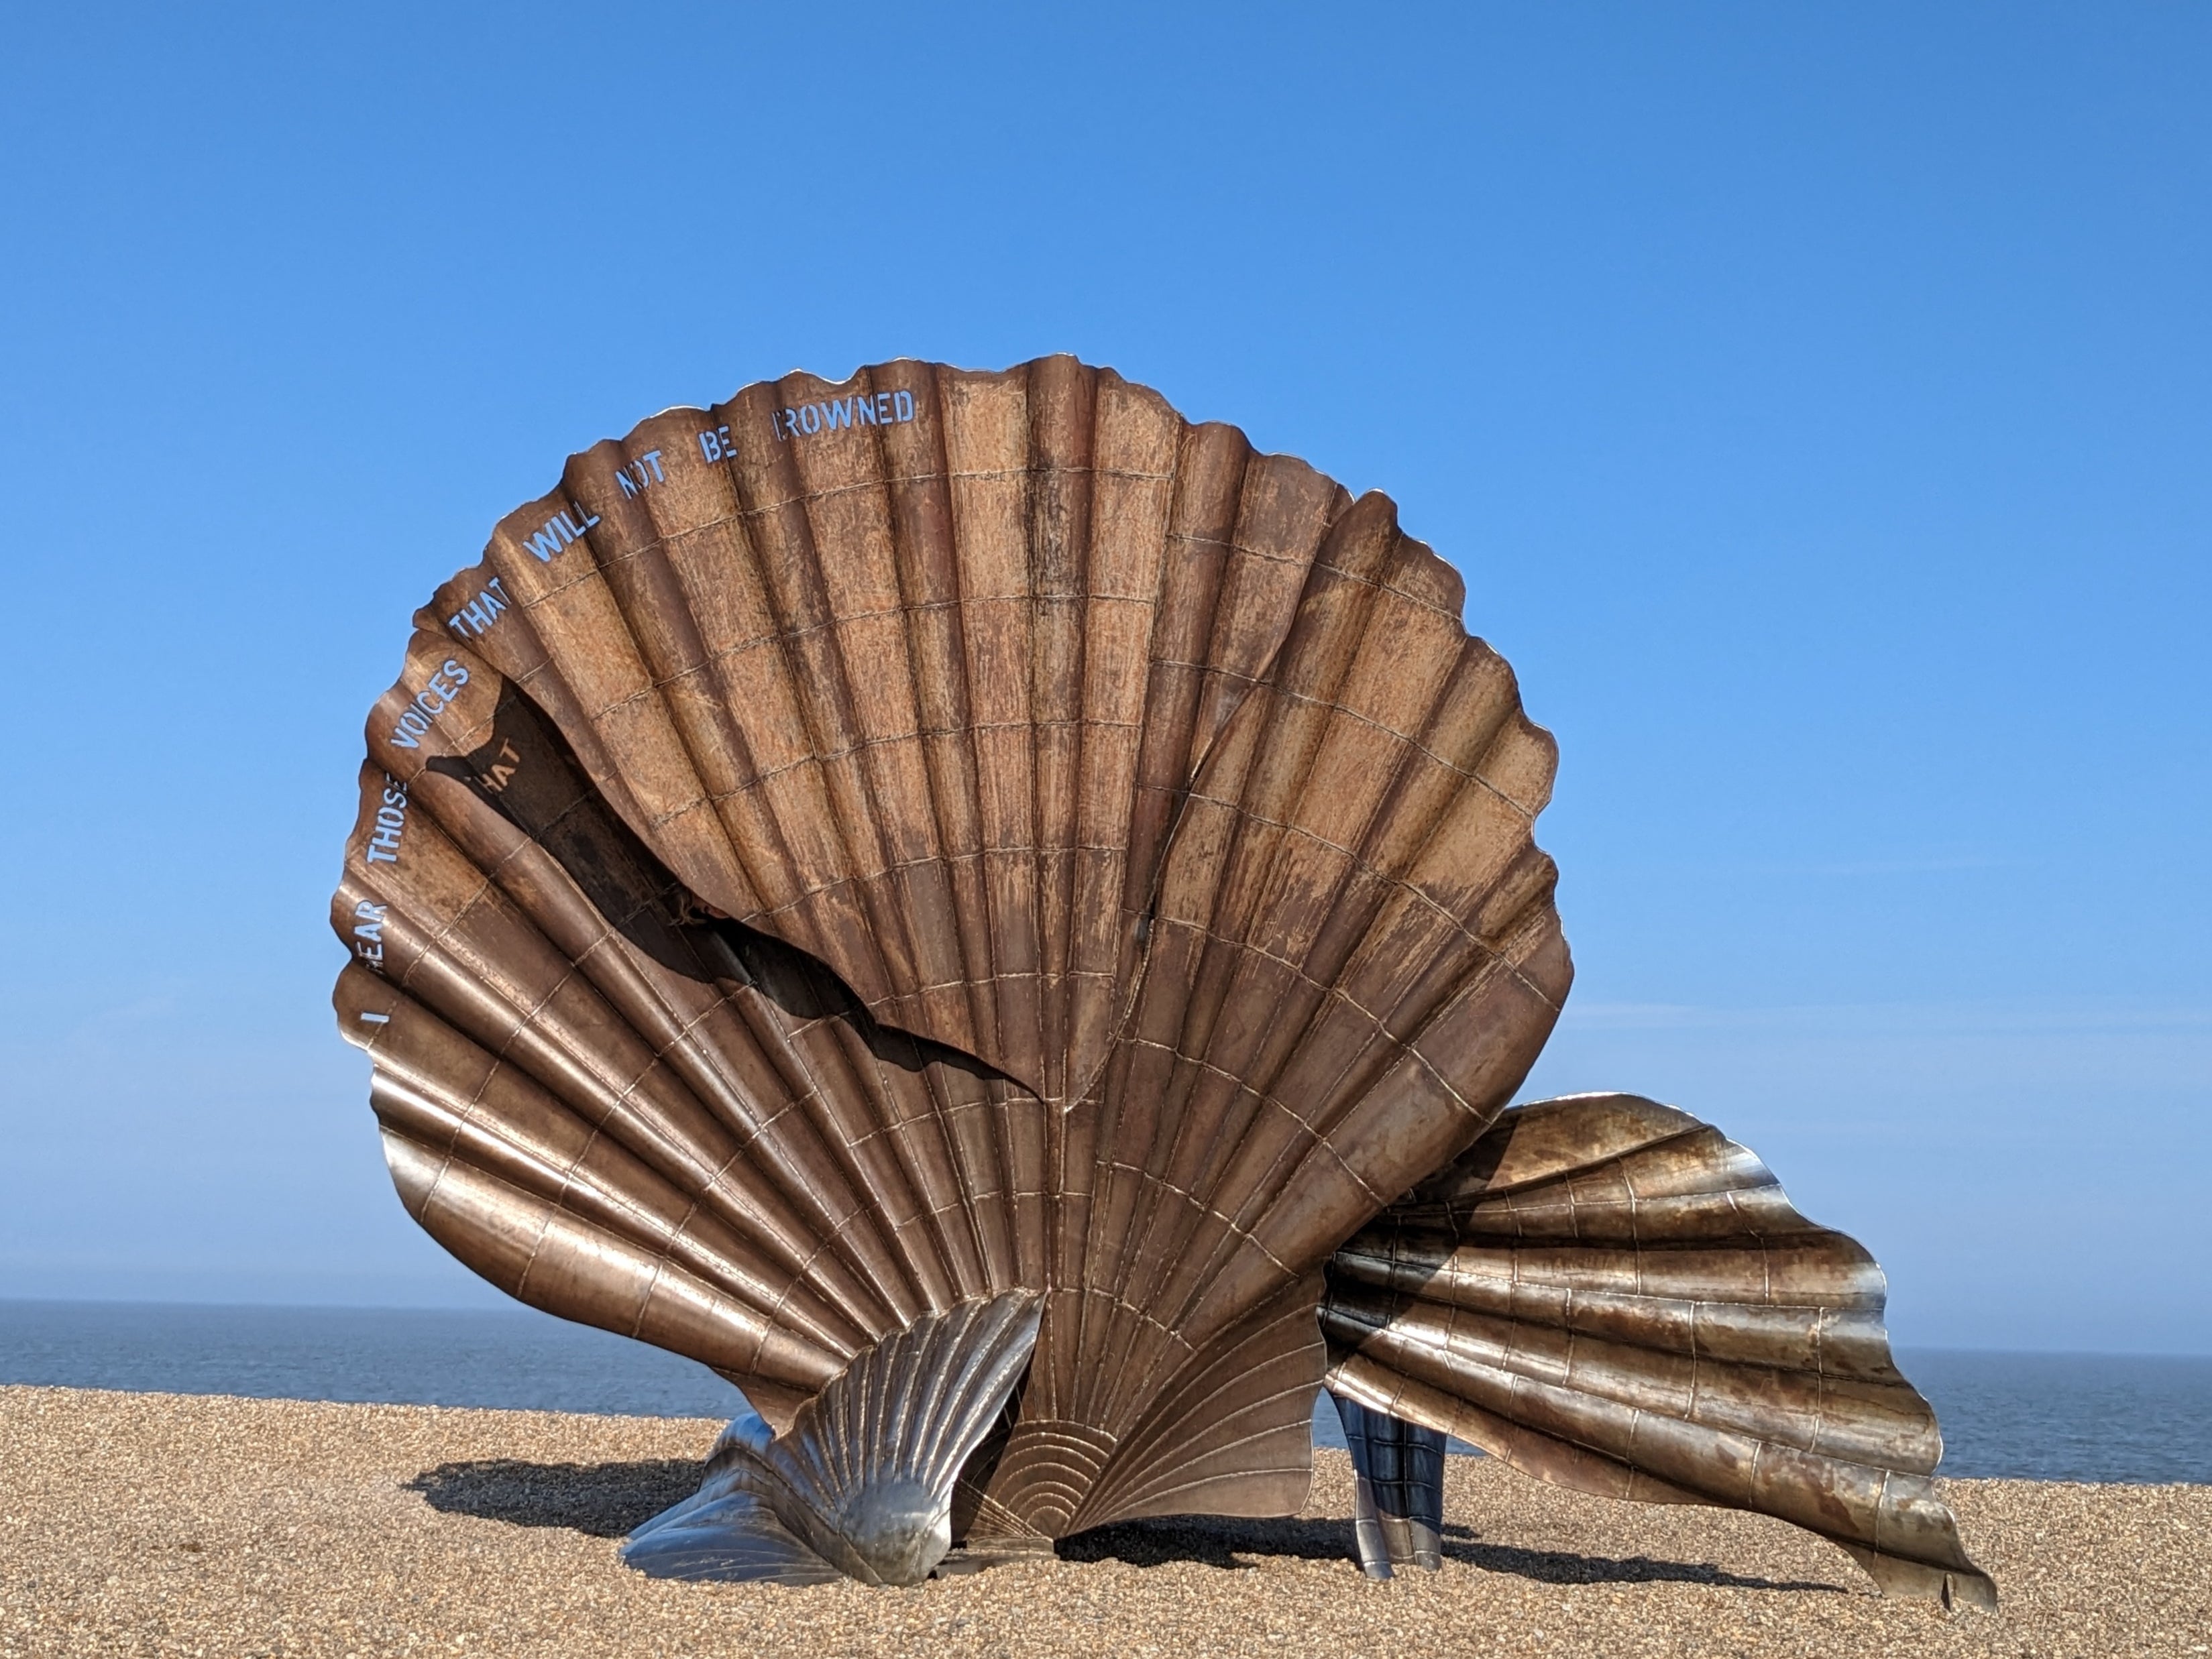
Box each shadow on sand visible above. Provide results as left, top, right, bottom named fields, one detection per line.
left=406, top=1459, right=1846, bottom=1594
left=1063, top=1515, right=1846, bottom=1593
left=406, top=1458, right=702, bottom=1539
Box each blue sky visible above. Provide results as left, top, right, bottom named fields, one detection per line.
left=1, top=3, right=2204, bottom=1352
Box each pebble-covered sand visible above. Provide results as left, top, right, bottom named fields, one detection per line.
left=3, top=1385, right=2205, bottom=1658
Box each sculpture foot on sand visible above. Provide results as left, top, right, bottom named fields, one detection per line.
left=1333, top=1393, right=1447, bottom=1578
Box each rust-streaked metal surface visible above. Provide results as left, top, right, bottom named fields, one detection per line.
left=331, top=354, right=1989, bottom=1604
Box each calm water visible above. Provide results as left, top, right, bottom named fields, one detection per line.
left=3, top=1299, right=2207, bottom=1483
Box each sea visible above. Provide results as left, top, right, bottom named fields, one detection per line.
left=3, top=1298, right=2207, bottom=1484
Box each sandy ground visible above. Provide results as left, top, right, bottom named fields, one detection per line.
left=2, top=1385, right=2205, bottom=1658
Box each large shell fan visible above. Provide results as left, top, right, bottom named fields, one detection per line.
left=333, top=353, right=1571, bottom=1537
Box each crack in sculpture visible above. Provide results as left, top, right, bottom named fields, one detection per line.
left=333, top=353, right=1994, bottom=1610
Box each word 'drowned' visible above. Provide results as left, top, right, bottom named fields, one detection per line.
left=696, top=389, right=918, bottom=461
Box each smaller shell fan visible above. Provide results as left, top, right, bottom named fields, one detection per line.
left=624, top=1294, right=1042, bottom=1586
left=1323, top=1094, right=1997, bottom=1610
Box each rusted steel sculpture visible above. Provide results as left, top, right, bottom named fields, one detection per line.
left=333, top=354, right=1995, bottom=1609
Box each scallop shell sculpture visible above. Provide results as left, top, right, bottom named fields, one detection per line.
left=333, top=355, right=1993, bottom=1607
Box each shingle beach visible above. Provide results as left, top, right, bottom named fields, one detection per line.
left=3, top=1385, right=2204, bottom=1658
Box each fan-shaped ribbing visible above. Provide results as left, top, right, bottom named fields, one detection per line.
left=1321, top=1094, right=1996, bottom=1609
left=336, top=355, right=1569, bottom=1528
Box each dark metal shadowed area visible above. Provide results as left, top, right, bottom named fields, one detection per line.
left=331, top=354, right=1990, bottom=1605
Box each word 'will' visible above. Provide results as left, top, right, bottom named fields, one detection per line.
left=522, top=502, right=600, bottom=562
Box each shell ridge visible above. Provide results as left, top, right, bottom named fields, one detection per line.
left=718, top=968, right=941, bottom=1326
left=1038, top=422, right=1238, bottom=1423
left=875, top=364, right=997, bottom=1068
left=1044, top=591, right=1287, bottom=1424
left=496, top=501, right=755, bottom=921
left=1017, top=354, right=1087, bottom=1113
left=871, top=367, right=1035, bottom=1300
left=885, top=1047, right=999, bottom=1302
left=1005, top=361, right=1104, bottom=1425
left=936, top=365, right=1040, bottom=1098
left=937, top=370, right=1023, bottom=1093
left=445, top=950, right=853, bottom=1298
left=370, top=1005, right=861, bottom=1359
left=699, top=1002, right=924, bottom=1328
left=1321, top=1097, right=1990, bottom=1605
left=662, top=394, right=874, bottom=984
left=734, top=939, right=1001, bottom=1323
left=906, top=1300, right=987, bottom=1483
left=622, top=492, right=823, bottom=937
left=903, top=454, right=1011, bottom=1074
left=730, top=378, right=927, bottom=1027
left=570, top=502, right=755, bottom=851
left=382, top=1110, right=818, bottom=1389
left=1024, top=356, right=1093, bottom=1108
left=802, top=380, right=981, bottom=1058
left=1068, top=1274, right=1322, bottom=1527
left=897, top=1303, right=971, bottom=1483
left=1088, top=516, right=1410, bottom=1380
left=356, top=805, right=775, bottom=1237
left=658, top=1005, right=924, bottom=1322
left=810, top=1011, right=970, bottom=1312
left=1123, top=681, right=1433, bottom=1318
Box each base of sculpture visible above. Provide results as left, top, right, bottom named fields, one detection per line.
left=624, top=1297, right=1041, bottom=1587
left=621, top=1097, right=1992, bottom=1609
left=1333, top=1393, right=1447, bottom=1578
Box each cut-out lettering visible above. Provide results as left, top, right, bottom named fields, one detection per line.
left=521, top=502, right=600, bottom=562
left=446, top=576, right=512, bottom=640
left=363, top=777, right=410, bottom=866
left=615, top=451, right=666, bottom=498
left=771, top=389, right=916, bottom=442
left=386, top=658, right=473, bottom=750
left=352, top=899, right=388, bottom=970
